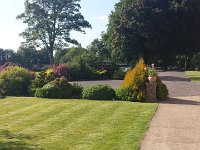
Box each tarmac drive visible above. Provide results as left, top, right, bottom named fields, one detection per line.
left=140, top=72, right=200, bottom=150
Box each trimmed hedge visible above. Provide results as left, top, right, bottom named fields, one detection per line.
left=35, top=77, right=73, bottom=98
left=82, top=84, right=116, bottom=100
left=115, top=87, right=133, bottom=101
left=71, top=83, right=83, bottom=98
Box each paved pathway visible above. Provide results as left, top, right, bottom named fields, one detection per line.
left=140, top=71, right=200, bottom=150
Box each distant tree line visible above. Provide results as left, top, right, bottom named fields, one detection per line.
left=0, top=47, right=50, bottom=69
left=2, top=0, right=200, bottom=71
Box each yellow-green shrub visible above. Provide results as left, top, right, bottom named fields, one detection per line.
left=116, top=58, right=168, bottom=101
left=119, top=58, right=148, bottom=101
left=0, top=66, right=33, bottom=96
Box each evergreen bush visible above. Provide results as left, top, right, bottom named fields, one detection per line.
left=0, top=66, right=33, bottom=96
left=120, top=58, right=148, bottom=102
left=71, top=83, right=83, bottom=98
left=35, top=77, right=73, bottom=98
left=115, top=87, right=133, bottom=101
left=82, top=84, right=116, bottom=100
left=156, top=77, right=169, bottom=100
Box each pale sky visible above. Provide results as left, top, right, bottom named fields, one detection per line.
left=0, top=0, right=119, bottom=51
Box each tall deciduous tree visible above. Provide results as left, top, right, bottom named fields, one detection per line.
left=17, top=46, right=50, bottom=68
left=87, top=38, right=111, bottom=63
left=0, top=49, right=18, bottom=65
left=107, top=0, right=200, bottom=68
left=17, top=0, right=91, bottom=65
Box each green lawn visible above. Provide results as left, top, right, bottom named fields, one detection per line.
left=185, top=71, right=200, bottom=82
left=0, top=97, right=157, bottom=150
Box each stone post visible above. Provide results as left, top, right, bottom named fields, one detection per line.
left=145, top=82, right=157, bottom=102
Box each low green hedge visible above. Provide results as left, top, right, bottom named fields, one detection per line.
left=82, top=84, right=116, bottom=100
left=156, top=78, right=169, bottom=100
left=35, top=77, right=73, bottom=99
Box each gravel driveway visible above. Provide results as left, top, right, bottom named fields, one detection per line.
left=71, top=71, right=200, bottom=97
left=140, top=71, right=200, bottom=150
left=158, top=71, right=200, bottom=97
left=70, top=80, right=123, bottom=89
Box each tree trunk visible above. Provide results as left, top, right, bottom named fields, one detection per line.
left=49, top=47, right=54, bottom=65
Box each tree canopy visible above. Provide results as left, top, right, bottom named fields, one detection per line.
left=107, top=0, right=200, bottom=68
left=17, top=0, right=91, bottom=64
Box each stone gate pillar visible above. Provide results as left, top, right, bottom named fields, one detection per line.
left=145, top=83, right=157, bottom=102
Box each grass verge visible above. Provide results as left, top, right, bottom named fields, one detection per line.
left=185, top=71, right=200, bottom=82
left=0, top=97, right=157, bottom=150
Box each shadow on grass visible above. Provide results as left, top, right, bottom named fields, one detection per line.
left=189, top=77, right=200, bottom=82
left=161, top=97, right=200, bottom=106
left=0, top=129, right=43, bottom=150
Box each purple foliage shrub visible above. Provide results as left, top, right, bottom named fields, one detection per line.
left=0, top=62, right=19, bottom=72
left=51, top=64, right=69, bottom=79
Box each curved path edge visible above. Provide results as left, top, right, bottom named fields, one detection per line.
left=140, top=71, right=200, bottom=150
left=140, top=96, right=200, bottom=150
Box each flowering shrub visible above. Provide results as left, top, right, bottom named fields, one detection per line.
left=31, top=71, right=48, bottom=89
left=45, top=68, right=54, bottom=76
left=51, top=64, right=69, bottom=78
left=30, top=64, right=69, bottom=96
left=0, top=62, right=19, bottom=72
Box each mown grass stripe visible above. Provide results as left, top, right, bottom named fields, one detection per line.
left=37, top=102, right=125, bottom=149
left=0, top=97, right=44, bottom=115
left=72, top=102, right=140, bottom=150
left=38, top=102, right=122, bottom=149
left=65, top=103, right=156, bottom=150
left=0, top=97, right=157, bottom=150
left=18, top=103, right=89, bottom=133
left=94, top=104, right=157, bottom=150
left=20, top=101, right=101, bottom=140
left=1, top=102, right=80, bottom=131
left=0, top=99, right=62, bottom=124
